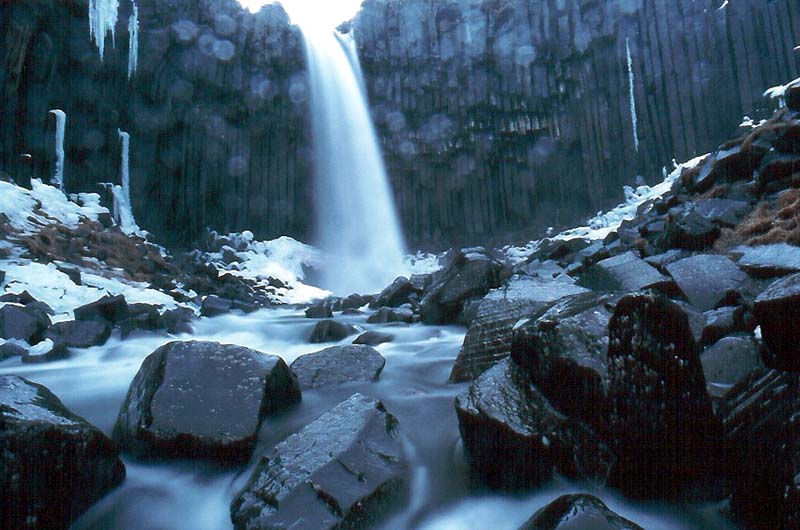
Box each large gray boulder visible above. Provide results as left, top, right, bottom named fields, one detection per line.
left=290, top=345, right=386, bottom=389
left=230, top=393, right=405, bottom=530
left=666, top=254, right=748, bottom=311
left=607, top=293, right=720, bottom=498
left=113, top=341, right=300, bottom=463
left=449, top=275, right=590, bottom=382
left=455, top=358, right=614, bottom=491
left=576, top=251, right=672, bottom=293
left=0, top=375, right=125, bottom=530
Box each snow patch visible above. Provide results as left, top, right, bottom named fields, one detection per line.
left=764, top=76, right=800, bottom=107
left=740, top=116, right=766, bottom=129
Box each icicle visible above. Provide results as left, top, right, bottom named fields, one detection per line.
left=49, top=109, right=66, bottom=191
left=113, top=129, right=143, bottom=237
left=626, top=37, right=640, bottom=153
left=127, top=0, right=138, bottom=79
left=89, top=0, right=120, bottom=60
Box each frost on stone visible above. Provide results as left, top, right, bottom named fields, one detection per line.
left=127, top=0, right=138, bottom=79
left=89, top=0, right=120, bottom=60
left=49, top=109, right=66, bottom=191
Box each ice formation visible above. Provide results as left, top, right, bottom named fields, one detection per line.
left=128, top=0, right=139, bottom=79
left=113, top=130, right=144, bottom=237
left=89, top=0, right=119, bottom=60
left=49, top=109, right=66, bottom=191
left=626, top=38, right=640, bottom=153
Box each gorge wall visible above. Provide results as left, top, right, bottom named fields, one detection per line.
left=1, top=0, right=799, bottom=248
left=353, top=0, right=800, bottom=246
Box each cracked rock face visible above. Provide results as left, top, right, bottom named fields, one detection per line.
left=230, top=393, right=406, bottom=530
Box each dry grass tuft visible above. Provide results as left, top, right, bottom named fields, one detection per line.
left=699, top=184, right=731, bottom=199
left=717, top=188, right=800, bottom=249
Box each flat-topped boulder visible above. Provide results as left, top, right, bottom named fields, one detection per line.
left=455, top=358, right=614, bottom=491
left=230, top=393, right=405, bottom=530
left=353, top=330, right=394, bottom=346
left=753, top=272, right=800, bottom=370
left=577, top=251, right=672, bottom=293
left=44, top=320, right=111, bottom=349
left=733, top=243, right=800, bottom=278
left=290, top=345, right=385, bottom=389
left=666, top=254, right=748, bottom=311
left=0, top=375, right=125, bottom=530
left=607, top=293, right=720, bottom=498
left=691, top=198, right=751, bottom=228
left=113, top=341, right=301, bottom=463
left=516, top=494, right=645, bottom=530
left=74, top=294, right=130, bottom=324
left=449, top=276, right=590, bottom=382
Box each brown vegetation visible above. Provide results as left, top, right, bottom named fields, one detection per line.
left=715, top=189, right=800, bottom=250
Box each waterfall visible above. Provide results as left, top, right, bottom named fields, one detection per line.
left=294, top=20, right=407, bottom=295
left=128, top=0, right=139, bottom=79
left=49, top=109, right=66, bottom=191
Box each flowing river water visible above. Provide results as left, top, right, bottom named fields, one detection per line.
left=0, top=308, right=739, bottom=530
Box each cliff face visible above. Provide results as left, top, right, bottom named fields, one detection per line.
left=352, top=0, right=800, bottom=247
left=1, top=0, right=799, bottom=249
left=0, top=0, right=311, bottom=244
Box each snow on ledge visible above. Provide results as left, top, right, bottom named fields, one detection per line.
left=0, top=179, right=108, bottom=233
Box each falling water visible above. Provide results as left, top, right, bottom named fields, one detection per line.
left=294, top=19, right=407, bottom=296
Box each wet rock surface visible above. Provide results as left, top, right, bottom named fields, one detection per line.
left=666, top=255, right=748, bottom=311
left=606, top=293, right=720, bottom=498
left=307, top=319, right=359, bottom=343
left=290, top=345, right=386, bottom=390
left=516, top=494, right=645, bottom=530
left=753, top=272, right=800, bottom=370
left=576, top=251, right=671, bottom=293
left=455, top=358, right=614, bottom=491
left=230, top=393, right=405, bottom=530
left=0, top=375, right=125, bottom=530
left=43, top=319, right=111, bottom=349
left=113, top=341, right=301, bottom=463
left=449, top=275, right=589, bottom=382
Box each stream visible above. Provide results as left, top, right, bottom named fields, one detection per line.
left=0, top=308, right=739, bottom=530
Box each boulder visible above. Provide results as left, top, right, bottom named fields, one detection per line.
left=455, top=358, right=614, bottom=491
left=341, top=293, right=369, bottom=310
left=788, top=86, right=800, bottom=112
left=74, top=294, right=130, bottom=324
left=0, top=303, right=50, bottom=343
left=576, top=251, right=672, bottom=293
left=230, top=393, right=405, bottom=530
left=663, top=210, right=720, bottom=250
left=756, top=152, right=800, bottom=192
left=200, top=295, right=233, bottom=317
left=290, top=345, right=385, bottom=389
left=733, top=243, right=800, bottom=278
left=666, top=254, right=748, bottom=311
left=44, top=320, right=111, bottom=349
left=353, top=330, right=394, bottom=346
left=21, top=339, right=68, bottom=364
left=0, top=375, right=125, bottom=529
left=691, top=198, right=751, bottom=228
left=308, top=319, right=358, bottom=343
left=367, top=305, right=414, bottom=324
left=449, top=276, right=590, bottom=382
left=0, top=341, right=26, bottom=360
left=753, top=272, right=800, bottom=370
left=371, top=276, right=420, bottom=308
left=701, top=336, right=762, bottom=398
left=701, top=306, right=747, bottom=347
left=510, top=295, right=612, bottom=436
left=607, top=293, right=720, bottom=498
left=719, top=368, right=799, bottom=530
left=113, top=341, right=301, bottom=463
left=419, top=248, right=505, bottom=325
left=643, top=249, right=688, bottom=272
left=516, top=494, right=645, bottom=530
left=305, top=302, right=334, bottom=319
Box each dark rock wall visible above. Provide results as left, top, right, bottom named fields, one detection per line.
left=0, top=0, right=311, bottom=244
left=2, top=0, right=799, bottom=248
left=353, top=0, right=800, bottom=247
